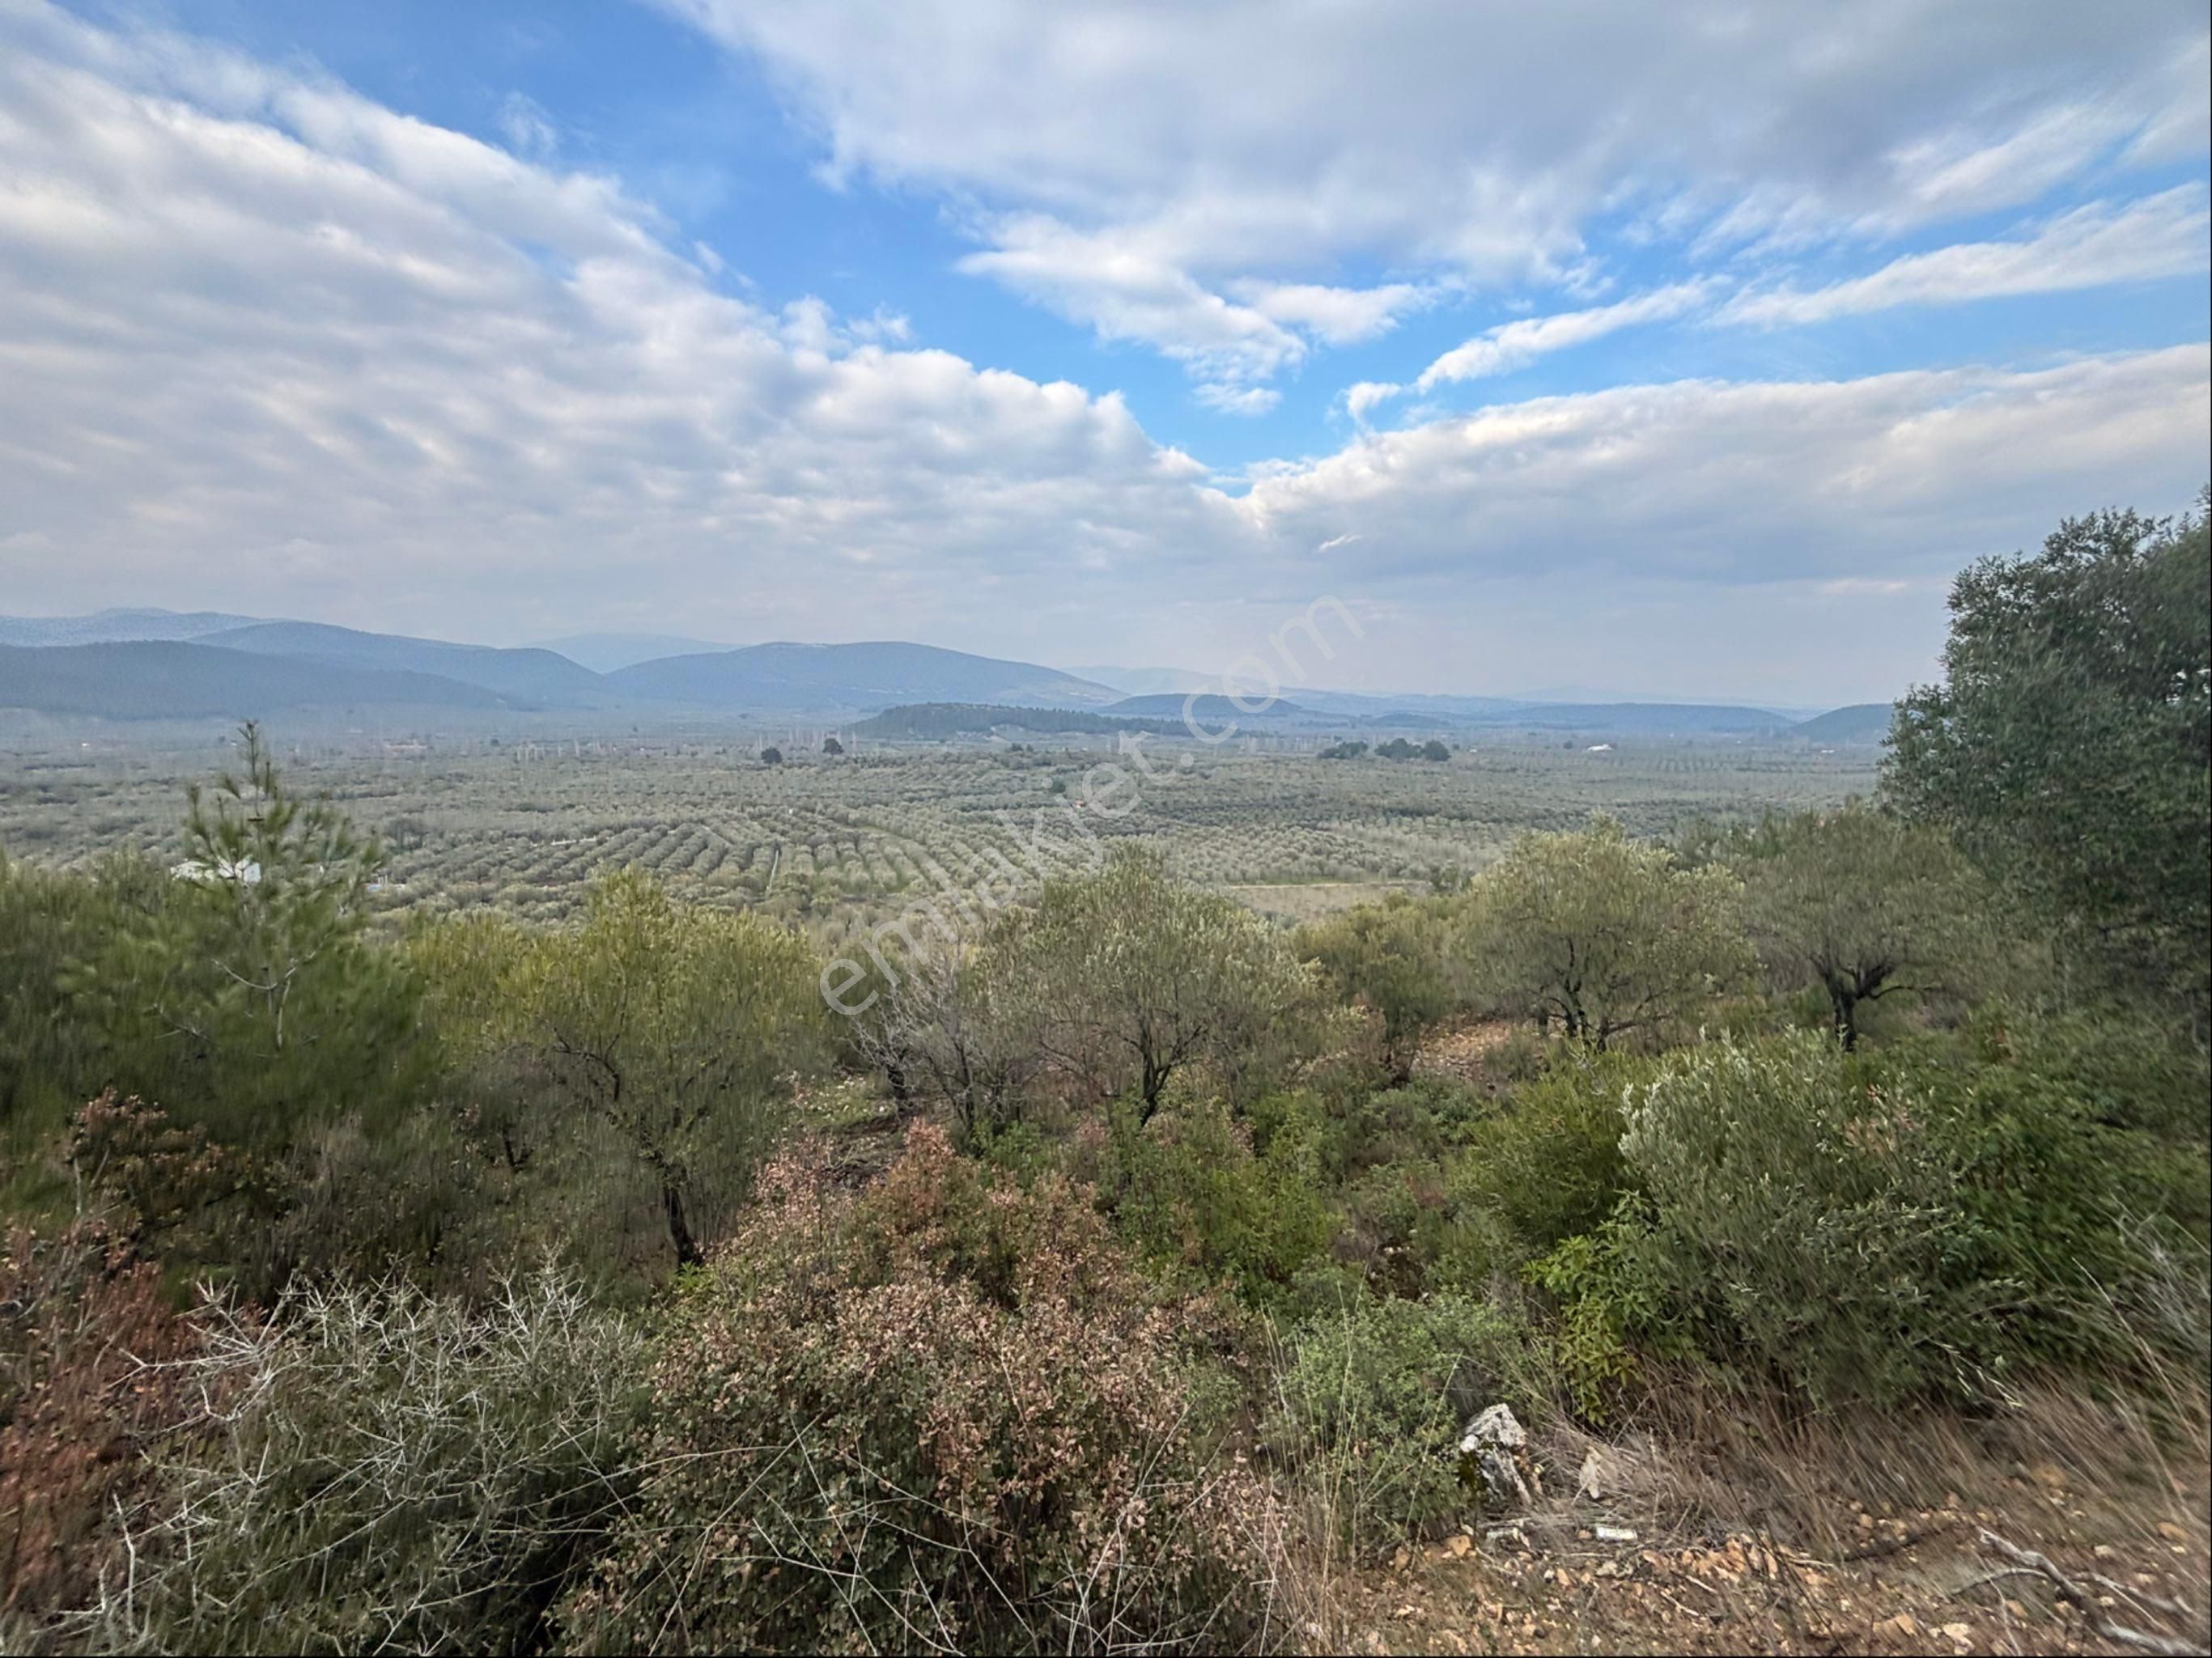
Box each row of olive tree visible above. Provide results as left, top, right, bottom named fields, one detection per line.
left=844, top=845, right=1328, bottom=1137
left=1300, top=803, right=2005, bottom=1066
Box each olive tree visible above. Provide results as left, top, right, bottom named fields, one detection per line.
left=1739, top=802, right=1993, bottom=1049
left=1297, top=891, right=1458, bottom=1080
left=984, top=846, right=1320, bottom=1120
left=1458, top=816, right=1751, bottom=1047
left=841, top=933, right=1035, bottom=1140
left=499, top=868, right=826, bottom=1266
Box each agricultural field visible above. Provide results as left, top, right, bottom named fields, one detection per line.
left=0, top=727, right=1878, bottom=943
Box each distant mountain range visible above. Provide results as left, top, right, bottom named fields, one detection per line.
left=0, top=613, right=1121, bottom=719
left=0, top=608, right=270, bottom=647
left=607, top=642, right=1121, bottom=710
left=0, top=609, right=1890, bottom=736
left=203, top=621, right=612, bottom=707
left=533, top=632, right=732, bottom=673
left=0, top=641, right=513, bottom=719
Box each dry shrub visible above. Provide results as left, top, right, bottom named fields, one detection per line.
left=0, top=1219, right=197, bottom=1642
left=566, top=1124, right=1281, bottom=1655
left=66, top=1092, right=276, bottom=1270
left=87, top=1266, right=646, bottom=1656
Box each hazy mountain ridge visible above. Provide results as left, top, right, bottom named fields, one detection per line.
left=0, top=608, right=271, bottom=647
left=0, top=640, right=514, bottom=719
left=0, top=613, right=1880, bottom=731
left=608, top=641, right=1123, bottom=710
left=1788, top=702, right=1896, bottom=744
left=533, top=632, right=732, bottom=672
left=203, top=622, right=614, bottom=707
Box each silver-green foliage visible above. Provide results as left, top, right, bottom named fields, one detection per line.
left=1457, top=816, right=1752, bottom=1045
left=1543, top=1028, right=2180, bottom=1409
left=91, top=1268, right=647, bottom=1656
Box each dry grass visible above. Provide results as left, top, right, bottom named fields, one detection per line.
left=1226, top=880, right=1424, bottom=924
left=1318, top=1362, right=2210, bottom=1656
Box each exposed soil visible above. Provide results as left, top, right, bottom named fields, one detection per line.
left=1331, top=1420, right=2208, bottom=1656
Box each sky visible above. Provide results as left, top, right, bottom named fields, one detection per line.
left=0, top=0, right=2206, bottom=704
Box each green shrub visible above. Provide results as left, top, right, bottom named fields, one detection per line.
left=1295, top=893, right=1459, bottom=1078
left=96, top=1267, right=647, bottom=1656
left=567, top=1126, right=1276, bottom=1655
left=1315, top=1076, right=1485, bottom=1177
left=1538, top=1029, right=2191, bottom=1410
left=1268, top=1289, right=1547, bottom=1548
left=1089, top=1098, right=1340, bottom=1304
left=1432, top=1050, right=1636, bottom=1288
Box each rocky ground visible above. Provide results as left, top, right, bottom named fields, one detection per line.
left=1331, top=1419, right=2208, bottom=1656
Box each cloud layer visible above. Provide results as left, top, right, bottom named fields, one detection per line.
left=1, top=1, right=2206, bottom=702
left=662, top=0, right=2210, bottom=399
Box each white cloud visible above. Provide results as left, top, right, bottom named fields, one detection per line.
left=1233, top=280, right=1431, bottom=346
left=1241, top=347, right=2211, bottom=591
left=497, top=91, right=558, bottom=159
left=1414, top=282, right=1714, bottom=391
left=956, top=215, right=1303, bottom=390
left=662, top=0, right=2209, bottom=377
left=1343, top=381, right=1402, bottom=422
left=1722, top=187, right=2212, bottom=326
left=0, top=3, right=1231, bottom=644
left=1194, top=383, right=1281, bottom=417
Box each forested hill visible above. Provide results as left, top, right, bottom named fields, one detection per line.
left=1790, top=702, right=1896, bottom=744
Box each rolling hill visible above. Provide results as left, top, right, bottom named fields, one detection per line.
left=1107, top=693, right=1313, bottom=721
left=0, top=608, right=270, bottom=647
left=533, top=632, right=732, bottom=673
left=851, top=703, right=1183, bottom=740
left=1789, top=702, right=1895, bottom=744
left=609, top=642, right=1121, bottom=710
left=0, top=641, right=512, bottom=719
left=203, top=621, right=614, bottom=707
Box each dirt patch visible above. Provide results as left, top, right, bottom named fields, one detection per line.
left=1412, top=1016, right=1534, bottom=1092
left=1328, top=1397, right=2209, bottom=1656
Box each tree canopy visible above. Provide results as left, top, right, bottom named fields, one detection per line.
left=1738, top=801, right=1994, bottom=1048
left=1458, top=816, right=1751, bottom=1045
left=1885, top=495, right=2210, bottom=1018
left=483, top=868, right=826, bottom=1266
left=983, top=845, right=1320, bottom=1117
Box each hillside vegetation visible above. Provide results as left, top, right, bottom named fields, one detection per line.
left=0, top=496, right=2205, bottom=1656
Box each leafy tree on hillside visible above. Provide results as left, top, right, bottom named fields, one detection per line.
left=0, top=852, right=111, bottom=1134
left=1885, top=494, right=2210, bottom=1016
left=497, top=869, right=826, bottom=1266
left=1297, top=892, right=1457, bottom=1080
left=1737, top=802, right=1993, bottom=1048
left=758, top=745, right=783, bottom=766
left=984, top=846, right=1321, bottom=1119
left=1458, top=817, right=1751, bottom=1046
left=842, top=934, right=1035, bottom=1140
left=821, top=736, right=843, bottom=756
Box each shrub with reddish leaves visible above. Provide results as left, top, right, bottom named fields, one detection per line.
left=565, top=1124, right=1276, bottom=1655
left=0, top=1220, right=198, bottom=1638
